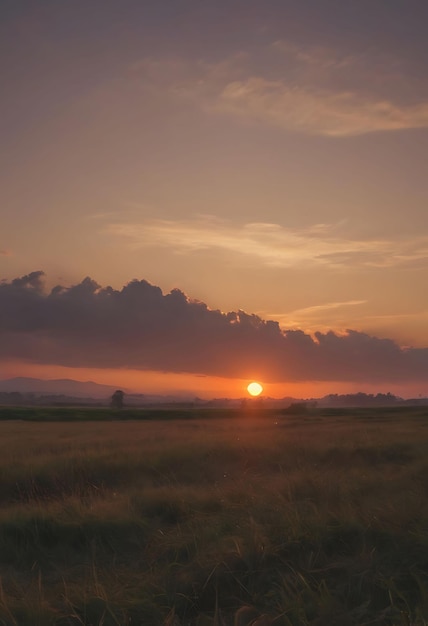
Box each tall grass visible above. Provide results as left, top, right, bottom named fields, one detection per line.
left=0, top=409, right=427, bottom=623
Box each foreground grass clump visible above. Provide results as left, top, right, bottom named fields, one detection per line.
left=0, top=408, right=427, bottom=624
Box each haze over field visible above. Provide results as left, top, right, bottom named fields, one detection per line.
left=1, top=1, right=427, bottom=398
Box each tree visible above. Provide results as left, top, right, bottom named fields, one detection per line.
left=111, top=390, right=124, bottom=409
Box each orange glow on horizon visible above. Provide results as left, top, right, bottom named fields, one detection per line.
left=0, top=360, right=425, bottom=400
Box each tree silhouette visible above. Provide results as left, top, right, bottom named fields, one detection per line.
left=111, top=389, right=124, bottom=409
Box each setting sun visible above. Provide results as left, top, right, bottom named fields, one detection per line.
left=247, top=381, right=263, bottom=396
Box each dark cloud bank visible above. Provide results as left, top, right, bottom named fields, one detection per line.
left=1, top=272, right=427, bottom=384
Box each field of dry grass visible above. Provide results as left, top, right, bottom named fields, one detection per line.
left=0, top=406, right=427, bottom=624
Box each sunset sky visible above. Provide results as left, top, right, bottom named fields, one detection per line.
left=1, top=1, right=427, bottom=398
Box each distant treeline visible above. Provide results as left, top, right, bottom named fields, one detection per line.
left=320, top=392, right=399, bottom=407
left=0, top=392, right=104, bottom=407
left=319, top=392, right=428, bottom=407
left=0, top=390, right=427, bottom=409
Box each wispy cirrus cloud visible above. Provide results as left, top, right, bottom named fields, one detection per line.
left=258, top=300, right=368, bottom=335
left=271, top=40, right=357, bottom=72
left=285, top=300, right=368, bottom=317
left=106, top=217, right=428, bottom=270
left=215, top=78, right=428, bottom=137
left=132, top=41, right=428, bottom=136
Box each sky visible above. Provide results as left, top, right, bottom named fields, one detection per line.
left=1, top=0, right=427, bottom=399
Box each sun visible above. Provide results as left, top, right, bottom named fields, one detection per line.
left=247, top=381, right=263, bottom=397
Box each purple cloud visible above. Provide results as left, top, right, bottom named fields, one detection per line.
left=0, top=272, right=426, bottom=383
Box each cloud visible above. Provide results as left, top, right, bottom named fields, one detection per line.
left=0, top=272, right=427, bottom=384
left=287, top=300, right=368, bottom=316
left=132, top=45, right=428, bottom=136
left=0, top=249, right=12, bottom=256
left=262, top=300, right=368, bottom=329
left=271, top=40, right=357, bottom=72
left=106, top=217, right=428, bottom=270
left=215, top=78, right=428, bottom=137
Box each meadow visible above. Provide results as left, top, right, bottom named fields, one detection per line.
left=0, top=406, right=427, bottom=625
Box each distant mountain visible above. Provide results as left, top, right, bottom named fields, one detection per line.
left=0, top=377, right=122, bottom=398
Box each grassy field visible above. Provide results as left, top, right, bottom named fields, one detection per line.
left=0, top=406, right=427, bottom=625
